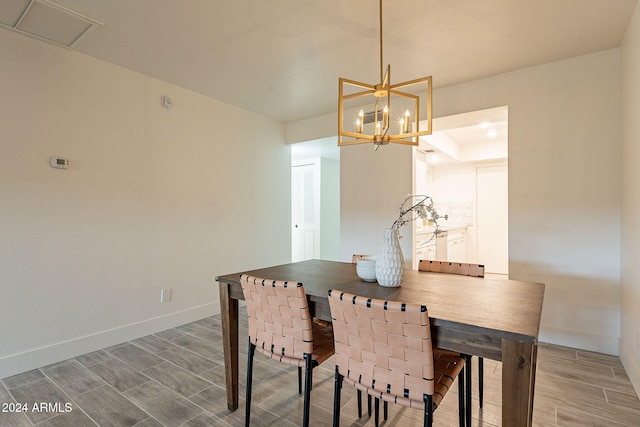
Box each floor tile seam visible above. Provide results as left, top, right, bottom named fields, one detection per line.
left=179, top=385, right=229, bottom=423
left=180, top=320, right=223, bottom=334
left=31, top=405, right=100, bottom=427
left=131, top=416, right=162, bottom=427
left=537, top=370, right=623, bottom=393
left=538, top=357, right=617, bottom=377
left=73, top=350, right=114, bottom=369
left=1, top=372, right=46, bottom=391
left=155, top=340, right=223, bottom=366
left=86, top=357, right=155, bottom=393
left=86, top=382, right=161, bottom=425
left=602, top=386, right=640, bottom=400
left=105, top=345, right=165, bottom=372
left=130, top=334, right=179, bottom=354
left=35, top=370, right=101, bottom=426
left=167, top=360, right=222, bottom=380
left=42, top=359, right=109, bottom=396
left=123, top=374, right=207, bottom=421
left=175, top=409, right=222, bottom=427
left=575, top=351, right=624, bottom=365
left=555, top=395, right=640, bottom=417
left=139, top=361, right=216, bottom=399
left=175, top=332, right=225, bottom=357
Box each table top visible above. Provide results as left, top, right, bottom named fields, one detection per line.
left=216, top=259, right=545, bottom=345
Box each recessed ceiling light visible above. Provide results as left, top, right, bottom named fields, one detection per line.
left=487, top=129, right=498, bottom=138
left=427, top=153, right=440, bottom=163
left=479, top=121, right=491, bottom=129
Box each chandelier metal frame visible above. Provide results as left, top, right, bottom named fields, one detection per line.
left=338, top=0, right=432, bottom=148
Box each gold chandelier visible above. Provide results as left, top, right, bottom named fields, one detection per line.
left=338, top=0, right=432, bottom=149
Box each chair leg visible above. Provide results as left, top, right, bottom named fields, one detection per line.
left=479, top=356, right=484, bottom=408
left=374, top=397, right=379, bottom=427
left=298, top=366, right=302, bottom=394
left=373, top=397, right=387, bottom=424
left=333, top=366, right=343, bottom=427
left=245, top=342, right=256, bottom=427
left=302, top=354, right=313, bottom=427
left=368, top=394, right=372, bottom=416
left=357, top=390, right=362, bottom=418
left=424, top=394, right=433, bottom=427
left=464, top=354, right=472, bottom=427
left=458, top=366, right=465, bottom=427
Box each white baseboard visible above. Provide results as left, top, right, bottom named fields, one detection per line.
left=0, top=303, right=220, bottom=379
left=619, top=339, right=640, bottom=399
left=539, top=324, right=619, bottom=355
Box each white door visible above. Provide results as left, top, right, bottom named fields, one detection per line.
left=476, top=165, right=508, bottom=274
left=291, top=162, right=320, bottom=262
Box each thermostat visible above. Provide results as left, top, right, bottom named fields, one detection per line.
left=50, top=156, right=70, bottom=169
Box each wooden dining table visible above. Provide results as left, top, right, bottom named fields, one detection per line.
left=215, top=259, right=545, bottom=426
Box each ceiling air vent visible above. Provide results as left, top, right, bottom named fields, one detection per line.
left=362, top=110, right=382, bottom=125
left=0, top=0, right=102, bottom=49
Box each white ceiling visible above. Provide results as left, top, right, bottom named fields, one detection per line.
left=2, top=0, right=637, bottom=124
left=420, top=106, right=509, bottom=165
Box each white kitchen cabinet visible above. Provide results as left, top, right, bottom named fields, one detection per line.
left=446, top=228, right=467, bottom=263
left=415, top=230, right=448, bottom=264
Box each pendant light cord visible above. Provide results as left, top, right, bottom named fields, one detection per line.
left=379, top=0, right=383, bottom=84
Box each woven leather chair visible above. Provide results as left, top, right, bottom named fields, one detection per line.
left=418, top=260, right=486, bottom=420
left=351, top=254, right=374, bottom=418
left=328, top=290, right=466, bottom=427
left=240, top=274, right=335, bottom=427
left=351, top=254, right=367, bottom=263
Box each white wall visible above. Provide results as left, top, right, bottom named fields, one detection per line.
left=293, top=48, right=622, bottom=355
left=0, top=30, right=291, bottom=378
left=621, top=1, right=640, bottom=397
left=320, top=158, right=341, bottom=261
left=340, top=144, right=414, bottom=262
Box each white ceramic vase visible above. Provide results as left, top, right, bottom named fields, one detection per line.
left=375, top=228, right=404, bottom=287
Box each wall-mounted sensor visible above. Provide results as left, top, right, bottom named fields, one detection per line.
left=161, top=95, right=172, bottom=109
left=50, top=156, right=69, bottom=169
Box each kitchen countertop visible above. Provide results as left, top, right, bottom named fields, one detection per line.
left=416, top=224, right=469, bottom=234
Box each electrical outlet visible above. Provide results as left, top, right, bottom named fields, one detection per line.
left=161, top=288, right=171, bottom=303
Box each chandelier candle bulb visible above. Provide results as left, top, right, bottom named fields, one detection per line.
left=383, top=105, right=389, bottom=128
left=404, top=109, right=411, bottom=133
left=357, top=109, right=364, bottom=133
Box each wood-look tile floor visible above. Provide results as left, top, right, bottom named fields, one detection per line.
left=2, top=310, right=640, bottom=426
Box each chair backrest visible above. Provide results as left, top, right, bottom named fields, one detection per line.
left=351, top=254, right=368, bottom=264
left=418, top=260, right=485, bottom=278
left=240, top=274, right=313, bottom=359
left=328, top=289, right=435, bottom=407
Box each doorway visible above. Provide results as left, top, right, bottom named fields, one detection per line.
left=291, top=138, right=341, bottom=262
left=414, top=106, right=508, bottom=274
left=291, top=160, right=320, bottom=262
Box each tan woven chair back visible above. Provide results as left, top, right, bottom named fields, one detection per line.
left=418, top=260, right=485, bottom=278
left=328, top=290, right=437, bottom=408
left=351, top=254, right=368, bottom=264
left=240, top=274, right=313, bottom=362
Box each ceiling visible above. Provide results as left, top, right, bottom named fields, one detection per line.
left=421, top=106, right=508, bottom=165
left=2, top=0, right=637, bottom=124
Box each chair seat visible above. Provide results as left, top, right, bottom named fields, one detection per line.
left=343, top=351, right=465, bottom=411
left=253, top=319, right=334, bottom=367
